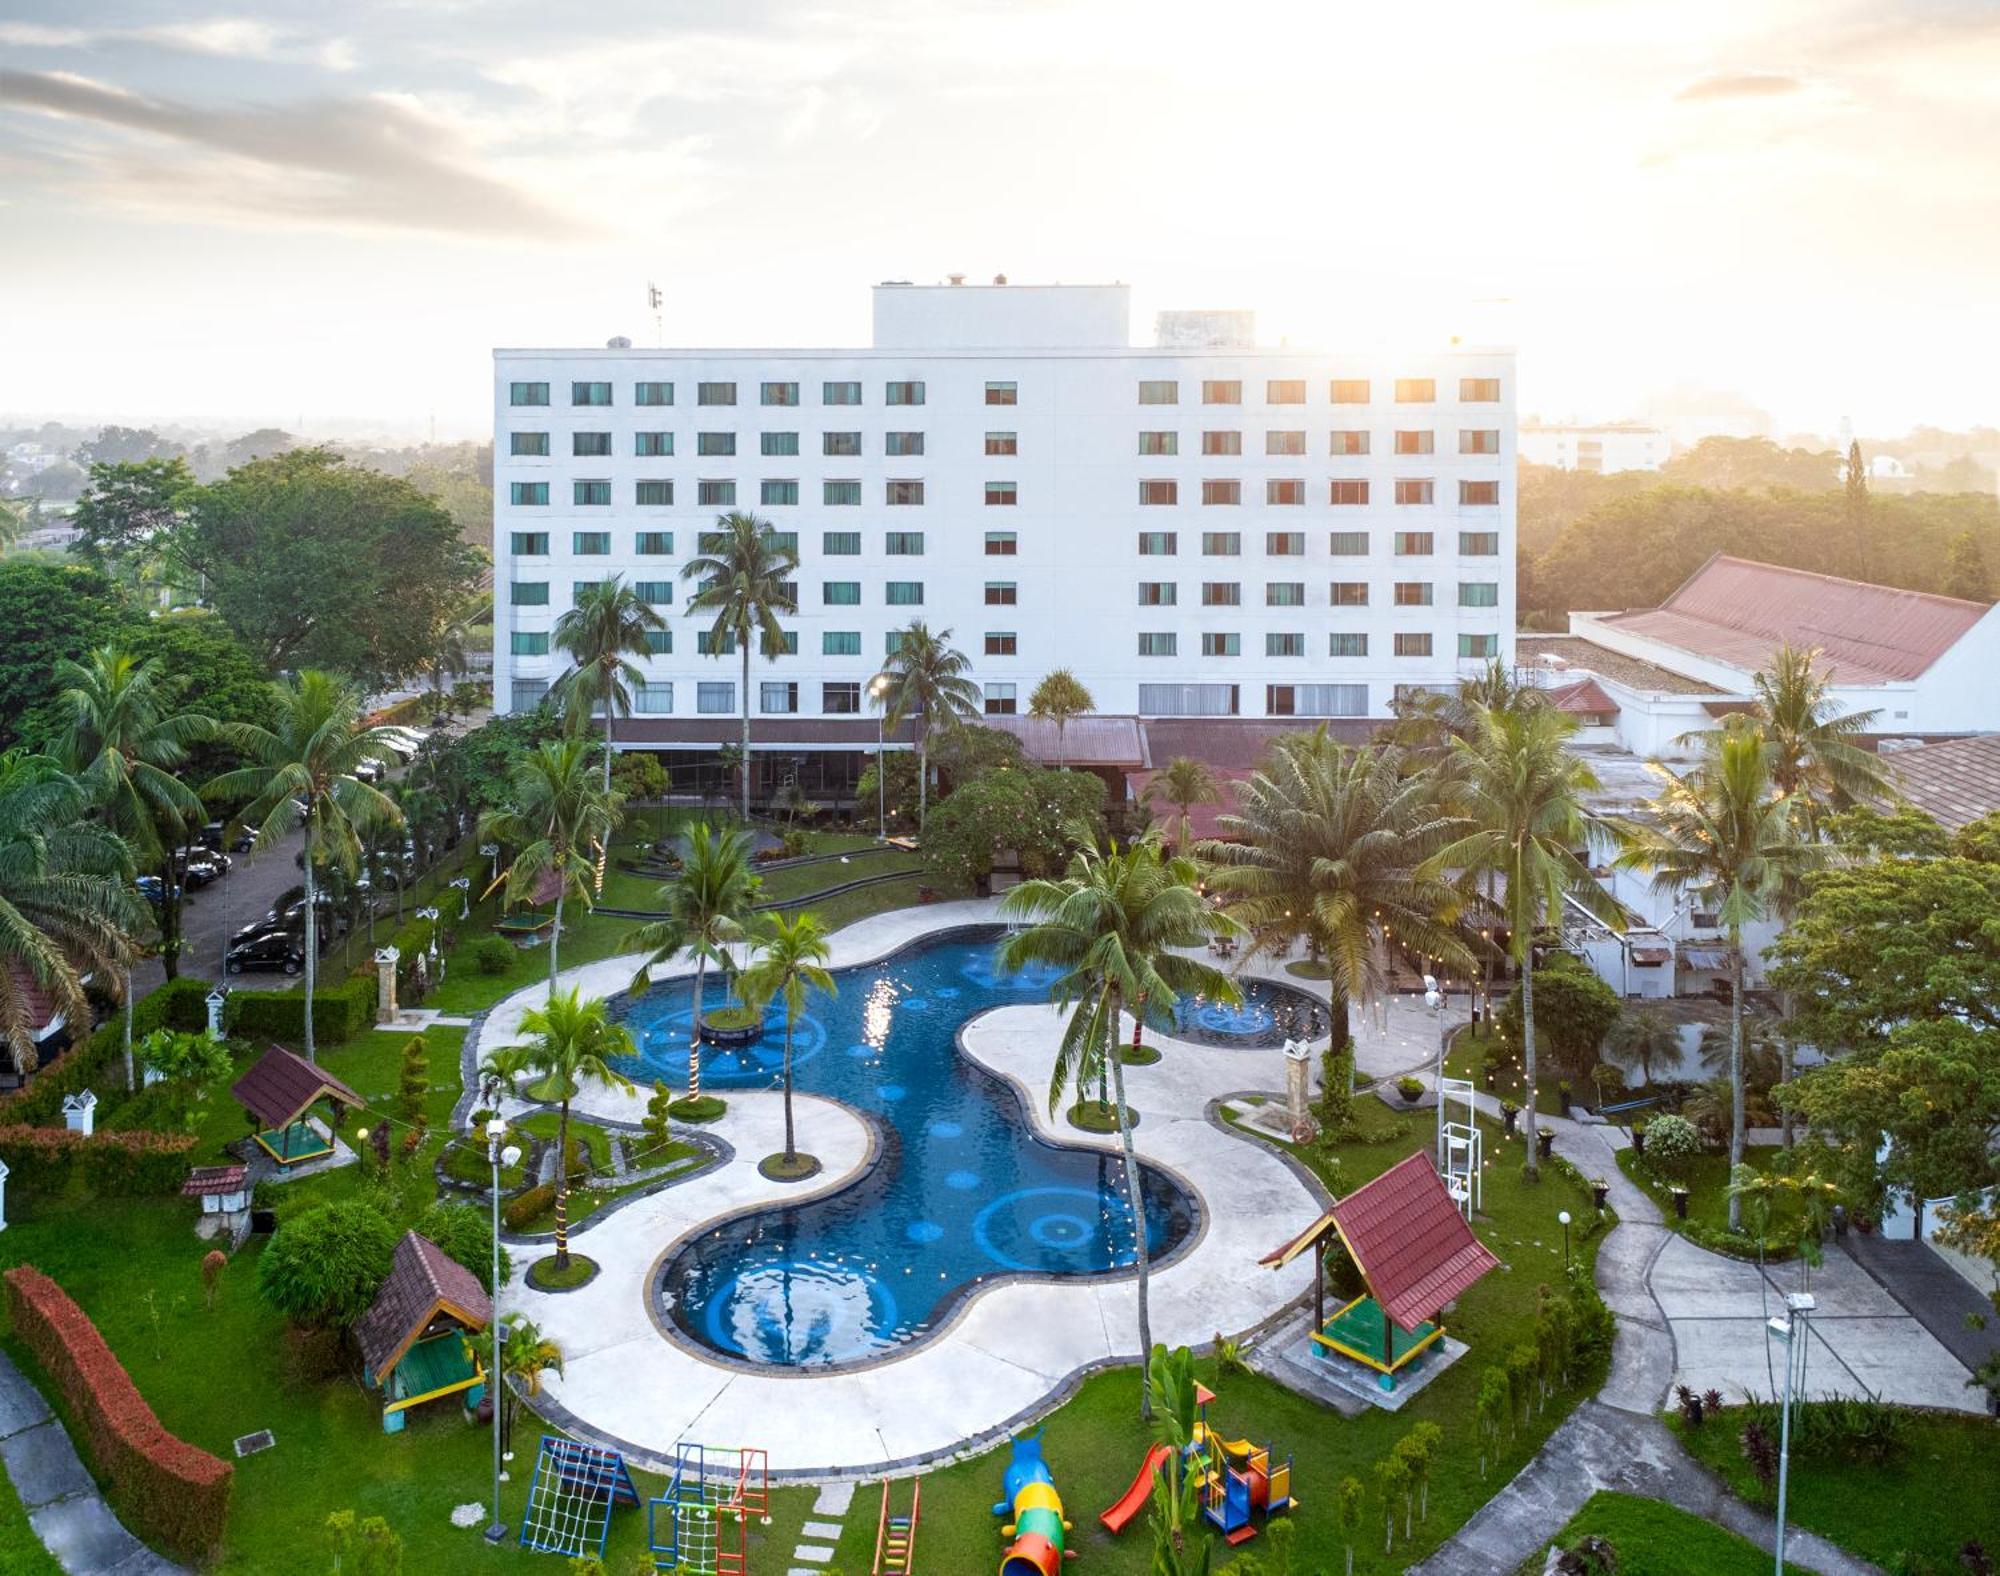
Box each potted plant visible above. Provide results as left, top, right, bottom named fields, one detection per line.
left=1591, top=1177, right=1611, bottom=1210
left=1396, top=1075, right=1425, bottom=1106
left=1536, top=1129, right=1555, bottom=1161
left=1500, top=1099, right=1520, bottom=1137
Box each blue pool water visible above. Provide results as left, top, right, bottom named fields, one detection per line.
left=615, top=927, right=1200, bottom=1369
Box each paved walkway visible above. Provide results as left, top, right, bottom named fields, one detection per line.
left=0, top=1354, right=184, bottom=1575
left=1843, top=1231, right=2000, bottom=1381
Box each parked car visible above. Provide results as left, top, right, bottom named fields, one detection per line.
left=354, top=758, right=387, bottom=784
left=226, top=931, right=304, bottom=976
left=135, top=875, right=181, bottom=908
left=182, top=849, right=231, bottom=888
left=201, top=820, right=257, bottom=855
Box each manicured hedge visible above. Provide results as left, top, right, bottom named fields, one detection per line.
left=0, top=977, right=212, bottom=1126
left=0, top=1125, right=197, bottom=1195
left=224, top=973, right=374, bottom=1044
left=3, top=1266, right=232, bottom=1561
left=503, top=1181, right=555, bottom=1231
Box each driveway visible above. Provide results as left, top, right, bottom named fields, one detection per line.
left=131, top=827, right=305, bottom=993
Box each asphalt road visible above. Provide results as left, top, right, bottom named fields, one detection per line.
left=131, top=826, right=306, bottom=994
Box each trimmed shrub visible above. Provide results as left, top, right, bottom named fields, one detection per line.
left=1641, top=1113, right=1702, bottom=1176
left=414, top=1200, right=509, bottom=1292
left=0, top=1125, right=197, bottom=1195
left=225, top=973, right=374, bottom=1046
left=470, top=936, right=516, bottom=975
left=255, top=1199, right=398, bottom=1329
left=503, top=1181, right=556, bottom=1231
left=3, top=1266, right=232, bottom=1561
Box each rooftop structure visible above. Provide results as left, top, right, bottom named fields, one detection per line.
left=1877, top=733, right=2000, bottom=829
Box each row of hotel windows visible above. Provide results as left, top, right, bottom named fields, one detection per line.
left=510, top=579, right=1497, bottom=612
left=508, top=529, right=1504, bottom=559
left=509, top=627, right=1496, bottom=660
left=508, top=378, right=1501, bottom=409
left=507, top=478, right=1501, bottom=508
left=508, top=429, right=1501, bottom=459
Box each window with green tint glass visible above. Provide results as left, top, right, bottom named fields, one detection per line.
left=823, top=431, right=861, bottom=456
left=768, top=532, right=798, bottom=553
left=1202, top=633, right=1240, bottom=657
left=646, top=630, right=672, bottom=654
left=509, top=382, right=549, bottom=406
left=510, top=532, right=549, bottom=555
left=698, top=682, right=734, bottom=713
left=1202, top=531, right=1240, bottom=556
left=761, top=431, right=800, bottom=456
left=775, top=631, right=799, bottom=655
left=635, top=431, right=672, bottom=457
left=636, top=481, right=673, bottom=506
left=823, top=581, right=861, bottom=605
left=761, top=382, right=799, bottom=406
left=1459, top=633, right=1499, bottom=658
left=573, top=431, right=612, bottom=456
left=822, top=531, right=860, bottom=555
left=823, top=480, right=861, bottom=506
left=510, top=482, right=548, bottom=506
left=697, top=631, right=738, bottom=655
left=885, top=581, right=924, bottom=605
left=1138, top=380, right=1178, bottom=405
left=510, top=631, right=549, bottom=656
left=1265, top=582, right=1305, bottom=606
left=632, top=581, right=672, bottom=604
left=1202, top=582, right=1241, bottom=606
left=510, top=582, right=549, bottom=605
left=510, top=432, right=549, bottom=456
left=885, top=532, right=925, bottom=555
left=1328, top=531, right=1369, bottom=555
left=1395, top=531, right=1434, bottom=555
left=1330, top=632, right=1368, bottom=657
left=698, top=480, right=735, bottom=506
left=1458, top=581, right=1499, bottom=607
left=572, top=581, right=605, bottom=601
left=1138, top=431, right=1178, bottom=455
left=1266, top=632, right=1305, bottom=656
left=1458, top=531, right=1500, bottom=555
left=698, top=432, right=735, bottom=457
left=1138, top=531, right=1177, bottom=555
left=1137, top=632, right=1177, bottom=655
left=823, top=631, right=861, bottom=656
left=571, top=381, right=612, bottom=406
left=823, top=381, right=861, bottom=405
left=885, top=480, right=924, bottom=505
left=573, top=481, right=610, bottom=506
left=885, top=381, right=925, bottom=405
left=698, top=382, right=736, bottom=405
left=884, top=630, right=906, bottom=655
left=885, top=431, right=924, bottom=457
left=761, top=479, right=798, bottom=506
left=635, top=381, right=673, bottom=406
left=573, top=531, right=610, bottom=555
left=1266, top=532, right=1305, bottom=555
left=1137, top=582, right=1177, bottom=606
left=824, top=682, right=862, bottom=713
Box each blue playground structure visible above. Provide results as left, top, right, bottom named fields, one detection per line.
left=517, top=1436, right=640, bottom=1558
left=648, top=1441, right=770, bottom=1575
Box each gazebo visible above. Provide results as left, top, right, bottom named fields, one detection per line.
left=354, top=1231, right=492, bottom=1434
left=229, top=1045, right=365, bottom=1166
left=1261, top=1152, right=1500, bottom=1390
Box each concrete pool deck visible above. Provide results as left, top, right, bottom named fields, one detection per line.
left=481, top=899, right=1323, bottom=1478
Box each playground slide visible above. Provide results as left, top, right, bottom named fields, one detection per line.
left=994, top=1432, right=1074, bottom=1576
left=1097, top=1444, right=1172, bottom=1534
left=1190, top=1422, right=1256, bottom=1462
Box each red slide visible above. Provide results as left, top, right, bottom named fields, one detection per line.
left=1098, top=1444, right=1173, bottom=1534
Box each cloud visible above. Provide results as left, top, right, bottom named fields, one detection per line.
left=1676, top=71, right=1806, bottom=103
left=0, top=68, right=586, bottom=239
left=0, top=15, right=358, bottom=70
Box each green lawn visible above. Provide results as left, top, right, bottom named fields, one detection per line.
left=1673, top=1408, right=2000, bottom=1572
left=1446, top=1025, right=1569, bottom=1118
left=1615, top=1145, right=1795, bottom=1258
left=515, top=1111, right=612, bottom=1174
left=0, top=1458, right=61, bottom=1576
left=1526, top=1491, right=1806, bottom=1575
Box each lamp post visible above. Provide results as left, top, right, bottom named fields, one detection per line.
left=450, top=876, right=472, bottom=919
left=480, top=842, right=500, bottom=886
left=1423, top=974, right=1447, bottom=1170
left=1558, top=1209, right=1572, bottom=1273
left=869, top=675, right=891, bottom=838
left=1770, top=1291, right=1815, bottom=1575
left=485, top=1114, right=523, bottom=1545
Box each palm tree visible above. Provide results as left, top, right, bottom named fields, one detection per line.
left=206, top=673, right=404, bottom=1062
left=551, top=577, right=667, bottom=795
left=1616, top=725, right=1819, bottom=1224
left=55, top=645, right=215, bottom=1084
left=627, top=822, right=759, bottom=1104
left=682, top=514, right=798, bottom=821
left=1424, top=706, right=1624, bottom=1180
left=478, top=736, right=619, bottom=997
left=504, top=989, right=636, bottom=1269
left=1027, top=670, right=1094, bottom=768
left=1747, top=643, right=1896, bottom=831
left=999, top=839, right=1237, bottom=1421
left=422, top=590, right=491, bottom=722
left=876, top=621, right=980, bottom=830
left=736, top=911, right=837, bottom=1169
left=1141, top=757, right=1221, bottom=855
left=497, top=1315, right=563, bottom=1458
left=0, top=752, right=145, bottom=1079
left=1601, top=1010, right=1681, bottom=1088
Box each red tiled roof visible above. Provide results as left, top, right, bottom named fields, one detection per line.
left=181, top=1164, right=248, bottom=1199
left=529, top=866, right=567, bottom=906
left=1328, top=1152, right=1500, bottom=1331
left=3, top=962, right=64, bottom=1040
left=353, top=1231, right=492, bottom=1383
left=229, top=1045, right=365, bottom=1131
left=1880, top=734, right=2000, bottom=829
left=1127, top=766, right=1252, bottom=846
left=1545, top=677, right=1618, bottom=717
left=1598, top=554, right=1991, bottom=686
left=1141, top=717, right=1376, bottom=770
left=983, top=714, right=1148, bottom=769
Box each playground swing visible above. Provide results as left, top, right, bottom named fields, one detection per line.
left=517, top=1436, right=640, bottom=1558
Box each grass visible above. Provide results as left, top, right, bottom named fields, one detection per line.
left=1446, top=1025, right=1569, bottom=1118
left=757, top=1153, right=820, bottom=1181
left=0, top=1457, right=61, bottom=1576
left=1285, top=959, right=1332, bottom=980
left=504, top=1142, right=705, bottom=1236
left=1673, top=1408, right=2000, bottom=1571
left=667, top=1095, right=727, bottom=1123
left=1615, top=1145, right=1796, bottom=1258
left=1525, top=1491, right=1805, bottom=1575
left=525, top=1253, right=597, bottom=1291
left=701, top=1004, right=762, bottom=1032
left=514, top=1111, right=612, bottom=1174
left=438, top=1139, right=529, bottom=1192
left=1066, top=1100, right=1132, bottom=1134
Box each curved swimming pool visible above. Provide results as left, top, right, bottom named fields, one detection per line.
left=612, top=928, right=1199, bottom=1370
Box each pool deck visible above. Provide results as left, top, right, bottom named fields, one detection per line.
left=488, top=899, right=1322, bottom=1479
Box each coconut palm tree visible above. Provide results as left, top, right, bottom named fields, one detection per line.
left=736, top=911, right=837, bottom=1170
left=477, top=736, right=619, bottom=998
left=0, top=751, right=145, bottom=1079
left=1747, top=643, right=1896, bottom=831
left=1616, top=725, right=1819, bottom=1225
left=627, top=821, right=759, bottom=1104
left=551, top=577, right=667, bottom=795
left=1027, top=669, right=1094, bottom=768
left=505, top=988, right=636, bottom=1269
left=999, top=839, right=1237, bottom=1421
left=1601, top=1010, right=1681, bottom=1089
left=497, top=1315, right=563, bottom=1458
left=1423, top=706, right=1624, bottom=1180
left=1141, top=757, right=1220, bottom=854
left=682, top=514, right=798, bottom=821
left=55, top=645, right=215, bottom=1084
left=206, top=672, right=404, bottom=1062
left=876, top=621, right=980, bottom=830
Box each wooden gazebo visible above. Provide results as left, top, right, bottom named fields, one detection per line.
left=354, top=1231, right=492, bottom=1434
left=229, top=1045, right=365, bottom=1166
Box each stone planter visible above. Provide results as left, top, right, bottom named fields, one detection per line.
left=697, top=1013, right=763, bottom=1048
left=1536, top=1129, right=1555, bottom=1161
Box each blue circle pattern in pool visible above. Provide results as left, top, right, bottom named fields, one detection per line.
left=1170, top=978, right=1326, bottom=1048
left=632, top=930, right=1196, bottom=1369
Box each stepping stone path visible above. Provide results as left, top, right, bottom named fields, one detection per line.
left=788, top=1478, right=855, bottom=1574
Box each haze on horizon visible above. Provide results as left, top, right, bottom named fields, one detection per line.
left=2, top=0, right=1996, bottom=443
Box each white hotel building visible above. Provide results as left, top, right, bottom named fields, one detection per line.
left=493, top=281, right=1515, bottom=790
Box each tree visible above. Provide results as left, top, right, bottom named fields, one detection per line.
left=417, top=590, right=489, bottom=721
left=1141, top=757, right=1220, bottom=854
left=1026, top=669, right=1093, bottom=768
left=1824, top=803, right=1952, bottom=860
left=1335, top=1474, right=1366, bottom=1576
left=1426, top=707, right=1623, bottom=1180
left=134, top=1028, right=229, bottom=1130
left=206, top=672, right=404, bottom=1061
left=1617, top=726, right=1817, bottom=1222
left=1495, top=954, right=1620, bottom=1084
left=1845, top=438, right=1871, bottom=577
left=75, top=426, right=184, bottom=467
left=628, top=821, right=759, bottom=1105
left=395, top=1034, right=429, bottom=1127
left=919, top=766, right=1106, bottom=893
left=682, top=513, right=798, bottom=821
left=640, top=1080, right=675, bottom=1163
left=551, top=578, right=667, bottom=795
left=0, top=561, right=128, bottom=749
left=1946, top=529, right=1992, bottom=602
left=1601, top=1010, right=1681, bottom=1088
left=413, top=1199, right=509, bottom=1293
left=876, top=621, right=981, bottom=830
left=69, top=456, right=196, bottom=577
left=736, top=911, right=837, bottom=1170
left=1143, top=1345, right=1210, bottom=1576
left=1744, top=643, right=1894, bottom=828
left=999, top=839, right=1237, bottom=1419
left=256, top=1199, right=398, bottom=1328
left=497, top=1315, right=563, bottom=1458
left=504, top=989, right=636, bottom=1269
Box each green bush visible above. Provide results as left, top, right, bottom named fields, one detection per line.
left=413, top=1200, right=509, bottom=1292
left=503, top=1181, right=555, bottom=1232
left=0, top=1125, right=197, bottom=1195
left=470, top=936, right=516, bottom=975
left=702, top=1004, right=761, bottom=1033
left=255, top=1199, right=398, bottom=1329
left=1642, top=1113, right=1703, bottom=1175
left=225, top=974, right=373, bottom=1046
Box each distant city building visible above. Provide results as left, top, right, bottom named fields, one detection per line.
left=1518, top=421, right=1667, bottom=474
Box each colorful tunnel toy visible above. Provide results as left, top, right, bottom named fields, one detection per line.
left=992, top=1431, right=1075, bottom=1575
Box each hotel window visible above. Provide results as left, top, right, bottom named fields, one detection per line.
left=511, top=581, right=549, bottom=606
left=823, top=430, right=861, bottom=456
left=1138, top=431, right=1179, bottom=456
left=645, top=630, right=673, bottom=655
left=510, top=679, right=548, bottom=710
left=1329, top=531, right=1368, bottom=555
left=1139, top=479, right=1179, bottom=505
left=634, top=682, right=672, bottom=714
left=885, top=431, right=925, bottom=457
left=985, top=581, right=1018, bottom=605
left=985, top=531, right=1018, bottom=555
left=1459, top=581, right=1500, bottom=607
left=1202, top=582, right=1241, bottom=607
left=571, top=382, right=612, bottom=406
left=823, top=681, right=862, bottom=714
left=571, top=581, right=604, bottom=601
left=1266, top=582, right=1305, bottom=607
left=1203, top=380, right=1242, bottom=404
left=1460, top=480, right=1500, bottom=506
left=823, top=581, right=861, bottom=605
left=886, top=480, right=925, bottom=505
left=1266, top=480, right=1305, bottom=506
left=697, top=480, right=736, bottom=507
left=511, top=432, right=549, bottom=456
left=1394, top=581, right=1433, bottom=606
left=1269, top=683, right=1368, bottom=717
left=985, top=632, right=1018, bottom=656
left=1266, top=531, right=1305, bottom=556
left=1460, top=377, right=1502, bottom=402
left=985, top=482, right=1018, bottom=506
left=636, top=531, right=673, bottom=555
left=1202, top=531, right=1241, bottom=556
left=1138, top=379, right=1179, bottom=405
left=760, top=681, right=798, bottom=715
left=1330, top=430, right=1370, bottom=455
left=1395, top=478, right=1435, bottom=505
left=761, top=431, right=800, bottom=457
left=573, top=480, right=611, bottom=506
left=985, top=431, right=1018, bottom=456
left=1202, top=632, right=1241, bottom=657
left=1395, top=531, right=1434, bottom=555
left=697, top=432, right=736, bottom=457
left=511, top=631, right=549, bottom=656
left=1395, top=633, right=1434, bottom=657
left=635, top=381, right=673, bottom=407
left=1137, top=582, right=1178, bottom=606
left=573, top=431, right=612, bottom=456
left=1460, top=429, right=1501, bottom=454
left=886, top=531, right=925, bottom=555
left=635, top=431, right=673, bottom=457
left=1137, top=632, right=1178, bottom=656
left=1266, top=632, right=1306, bottom=657
left=1202, top=430, right=1243, bottom=456
left=1330, top=480, right=1370, bottom=505
left=636, top=481, right=673, bottom=506
left=1394, top=430, right=1435, bottom=455
left=1266, top=379, right=1307, bottom=405
left=1202, top=479, right=1242, bottom=505
left=822, top=531, right=860, bottom=554
left=1266, top=431, right=1306, bottom=456
left=823, top=631, right=861, bottom=656
left=884, top=630, right=906, bottom=656
left=510, top=482, right=548, bottom=506
left=697, top=382, right=736, bottom=406
left=1330, top=581, right=1369, bottom=606
left=984, top=683, right=1018, bottom=716
left=1138, top=531, right=1178, bottom=556
left=1459, top=531, right=1500, bottom=555
left=1330, top=379, right=1370, bottom=403
left=510, top=531, right=549, bottom=556
left=1330, top=632, right=1369, bottom=657
left=761, top=381, right=798, bottom=407
left=1139, top=683, right=1238, bottom=716
left=885, top=581, right=924, bottom=605
left=573, top=531, right=610, bottom=555
left=885, top=380, right=925, bottom=405
left=823, top=480, right=861, bottom=506
left=769, top=533, right=798, bottom=555
left=697, top=682, right=735, bottom=714
left=1460, top=633, right=1500, bottom=659
left=823, top=380, right=862, bottom=405
left=1394, top=378, right=1436, bottom=403
left=986, top=381, right=1018, bottom=405
left=633, top=580, right=672, bottom=604
left=761, top=479, right=798, bottom=506
left=509, top=381, right=549, bottom=407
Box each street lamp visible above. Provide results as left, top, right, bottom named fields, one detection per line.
left=869, top=675, right=892, bottom=839
left=449, top=875, right=472, bottom=919
left=485, top=1115, right=523, bottom=1545
left=480, top=842, right=499, bottom=885
left=1769, top=1291, right=1816, bottom=1575
left=1423, top=974, right=1447, bottom=1170
left=1558, top=1209, right=1572, bottom=1272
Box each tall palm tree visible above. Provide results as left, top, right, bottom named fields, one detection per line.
left=627, top=821, right=759, bottom=1103
left=551, top=577, right=667, bottom=795
left=207, top=672, right=404, bottom=1062
left=501, top=988, right=635, bottom=1270
left=999, top=839, right=1237, bottom=1421
left=497, top=1315, right=563, bottom=1458
left=478, top=736, right=619, bottom=998
left=0, top=752, right=145, bottom=1079
left=682, top=513, right=798, bottom=821
left=422, top=589, right=491, bottom=721
left=1141, top=757, right=1220, bottom=854
left=1423, top=706, right=1624, bottom=1180
left=876, top=621, right=980, bottom=830
left=1747, top=643, right=1895, bottom=831
left=56, top=645, right=214, bottom=1084
left=1601, top=1010, right=1681, bottom=1088
left=736, top=911, right=837, bottom=1168
left=1615, top=725, right=1819, bottom=1225
left=1027, top=669, right=1094, bottom=768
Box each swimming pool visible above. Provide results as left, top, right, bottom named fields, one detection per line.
left=613, top=928, right=1200, bottom=1370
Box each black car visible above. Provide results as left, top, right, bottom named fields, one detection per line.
left=183, top=849, right=231, bottom=888
left=226, top=931, right=303, bottom=976
left=200, top=821, right=257, bottom=855
left=354, top=758, right=388, bottom=784
left=135, top=875, right=181, bottom=907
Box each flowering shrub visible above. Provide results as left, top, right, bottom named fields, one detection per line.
left=1641, top=1113, right=1702, bottom=1175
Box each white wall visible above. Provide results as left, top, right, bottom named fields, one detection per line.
left=1519, top=425, right=1667, bottom=473
left=871, top=283, right=1131, bottom=350
left=1898, top=604, right=2000, bottom=732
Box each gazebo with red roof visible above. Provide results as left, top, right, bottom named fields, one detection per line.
left=229, top=1045, right=365, bottom=1166
left=1261, top=1152, right=1500, bottom=1389
left=353, top=1231, right=492, bottom=1434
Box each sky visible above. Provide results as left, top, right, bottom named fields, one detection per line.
left=2, top=0, right=1997, bottom=442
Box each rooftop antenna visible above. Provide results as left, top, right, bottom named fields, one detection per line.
left=648, top=281, right=663, bottom=347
